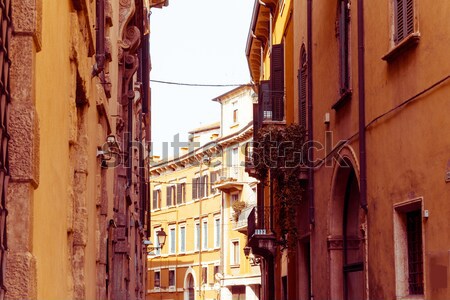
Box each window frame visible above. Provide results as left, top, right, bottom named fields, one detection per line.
left=152, top=187, right=161, bottom=211
left=154, top=270, right=161, bottom=290
left=202, top=218, right=208, bottom=251
left=179, top=224, right=186, bottom=253
left=168, top=268, right=176, bottom=290
left=230, top=239, right=240, bottom=267
left=393, top=198, right=425, bottom=298
left=214, top=216, right=221, bottom=249
left=194, top=220, right=200, bottom=252
left=168, top=225, right=176, bottom=255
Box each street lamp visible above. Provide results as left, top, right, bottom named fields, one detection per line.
left=145, top=228, right=167, bottom=253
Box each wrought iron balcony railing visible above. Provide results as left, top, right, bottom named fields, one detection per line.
left=247, top=205, right=273, bottom=239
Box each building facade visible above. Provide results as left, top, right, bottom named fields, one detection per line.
left=246, top=0, right=450, bottom=299
left=148, top=85, right=261, bottom=300
left=3, top=0, right=166, bottom=299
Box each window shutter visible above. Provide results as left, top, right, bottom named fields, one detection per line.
left=210, top=172, right=216, bottom=194
left=152, top=190, right=158, bottom=209
left=199, top=176, right=204, bottom=198
left=405, top=0, right=414, bottom=36
left=192, top=178, right=197, bottom=200
left=259, top=80, right=271, bottom=121
left=177, top=183, right=182, bottom=204
left=271, top=43, right=284, bottom=121
left=298, top=46, right=307, bottom=130
left=395, top=0, right=414, bottom=43
left=166, top=186, right=172, bottom=206
left=204, top=175, right=209, bottom=197
left=339, top=0, right=349, bottom=93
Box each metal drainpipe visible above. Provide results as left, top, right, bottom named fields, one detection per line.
left=94, top=0, right=105, bottom=76
left=307, top=1, right=315, bottom=300
left=357, top=0, right=368, bottom=212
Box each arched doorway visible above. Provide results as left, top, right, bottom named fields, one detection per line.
left=328, top=153, right=366, bottom=300
left=184, top=268, right=196, bottom=300
left=342, top=169, right=364, bottom=300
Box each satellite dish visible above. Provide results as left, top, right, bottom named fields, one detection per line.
left=214, top=273, right=223, bottom=282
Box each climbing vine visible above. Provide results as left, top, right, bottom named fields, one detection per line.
left=252, top=124, right=307, bottom=248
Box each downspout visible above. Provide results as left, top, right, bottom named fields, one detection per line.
left=307, top=0, right=314, bottom=225
left=94, top=0, right=105, bottom=76
left=307, top=1, right=315, bottom=300
left=357, top=0, right=368, bottom=211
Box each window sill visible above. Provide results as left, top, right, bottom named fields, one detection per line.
left=382, top=32, right=420, bottom=62
left=230, top=123, right=239, bottom=129
left=230, top=264, right=240, bottom=268
left=332, top=89, right=352, bottom=111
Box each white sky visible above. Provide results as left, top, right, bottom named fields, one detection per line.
left=149, top=0, right=255, bottom=157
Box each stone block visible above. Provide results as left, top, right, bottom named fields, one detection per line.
left=6, top=182, right=33, bottom=251
left=5, top=251, right=37, bottom=300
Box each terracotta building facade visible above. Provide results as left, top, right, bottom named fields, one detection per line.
left=3, top=0, right=166, bottom=299
left=246, top=0, right=450, bottom=299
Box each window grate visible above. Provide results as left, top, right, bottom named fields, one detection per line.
left=406, top=210, right=424, bottom=295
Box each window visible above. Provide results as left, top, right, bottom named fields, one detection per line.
left=231, top=193, right=239, bottom=204
left=394, top=199, right=424, bottom=298
left=169, top=226, right=176, bottom=254
left=270, top=43, right=285, bottom=121
left=169, top=269, right=175, bottom=288
left=214, top=217, right=221, bottom=248
left=202, top=175, right=209, bottom=198
left=192, top=177, right=197, bottom=200
left=233, top=109, right=238, bottom=123
left=154, top=270, right=160, bottom=288
left=406, top=210, right=424, bottom=295
left=166, top=185, right=175, bottom=207
left=298, top=45, right=307, bottom=129
left=214, top=265, right=220, bottom=277
left=338, top=0, right=350, bottom=95
left=176, top=183, right=186, bottom=204
left=394, top=0, right=414, bottom=44
left=202, top=266, right=208, bottom=284
left=210, top=171, right=218, bottom=194
left=179, top=225, right=186, bottom=253
left=152, top=189, right=161, bottom=210
left=231, top=147, right=239, bottom=178
left=153, top=228, right=161, bottom=255
left=231, top=240, right=240, bottom=266
left=195, top=222, right=200, bottom=251
left=202, top=219, right=208, bottom=250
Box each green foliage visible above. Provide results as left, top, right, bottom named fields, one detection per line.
left=252, top=124, right=307, bottom=248
left=232, top=200, right=246, bottom=222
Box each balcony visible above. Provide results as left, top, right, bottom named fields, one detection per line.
left=247, top=206, right=277, bottom=256
left=213, top=167, right=245, bottom=193
left=232, top=204, right=256, bottom=233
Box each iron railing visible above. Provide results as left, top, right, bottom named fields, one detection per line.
left=247, top=206, right=273, bottom=238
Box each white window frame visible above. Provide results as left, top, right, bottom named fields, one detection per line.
left=179, top=224, right=186, bottom=253
left=153, top=227, right=161, bottom=255
left=194, top=220, right=200, bottom=252
left=202, top=218, right=208, bottom=251
left=154, top=269, right=161, bottom=291
left=230, top=239, right=240, bottom=267
left=168, top=225, right=176, bottom=255
left=168, top=268, right=176, bottom=291
left=214, top=216, right=221, bottom=249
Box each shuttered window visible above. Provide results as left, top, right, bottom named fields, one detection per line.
left=270, top=43, right=285, bottom=121
left=176, top=183, right=185, bottom=204
left=192, top=177, right=198, bottom=200
left=395, top=0, right=414, bottom=44
left=259, top=80, right=271, bottom=121
left=166, top=186, right=174, bottom=207
left=338, top=0, right=350, bottom=94
left=210, top=171, right=217, bottom=194
left=203, top=175, right=208, bottom=198
left=298, top=45, right=307, bottom=130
